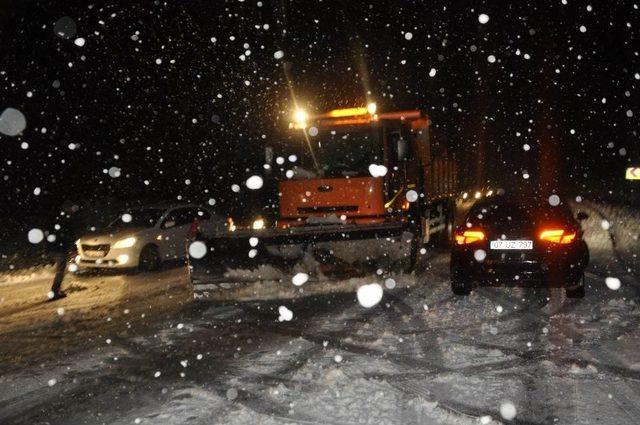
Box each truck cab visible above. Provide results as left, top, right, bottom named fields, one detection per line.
left=265, top=105, right=430, bottom=230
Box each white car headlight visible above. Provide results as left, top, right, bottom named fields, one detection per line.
left=252, top=218, right=265, bottom=230
left=113, top=237, right=137, bottom=249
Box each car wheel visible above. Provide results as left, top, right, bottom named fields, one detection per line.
left=566, top=274, right=585, bottom=299
left=139, top=245, right=161, bottom=272
left=450, top=270, right=471, bottom=296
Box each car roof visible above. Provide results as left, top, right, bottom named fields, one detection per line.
left=472, top=194, right=568, bottom=209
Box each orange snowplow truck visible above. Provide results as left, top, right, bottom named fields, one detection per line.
left=189, top=104, right=458, bottom=292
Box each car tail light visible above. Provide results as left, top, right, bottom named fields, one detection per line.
left=455, top=230, right=485, bottom=245
left=539, top=228, right=576, bottom=244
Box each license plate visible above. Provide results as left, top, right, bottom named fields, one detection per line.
left=84, top=250, right=105, bottom=258
left=490, top=240, right=533, bottom=250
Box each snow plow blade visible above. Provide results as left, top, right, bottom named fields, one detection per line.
left=187, top=221, right=415, bottom=297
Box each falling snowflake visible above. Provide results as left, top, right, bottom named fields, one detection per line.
left=28, top=228, right=44, bottom=244
left=357, top=283, right=383, bottom=308
left=188, top=241, right=207, bottom=259
left=278, top=305, right=293, bottom=321
left=605, top=277, right=621, bottom=290
left=384, top=278, right=396, bottom=289
left=108, top=167, right=121, bottom=178
left=548, top=194, right=560, bottom=206
left=368, top=164, right=388, bottom=177
left=499, top=402, right=517, bottom=420
left=474, top=249, right=487, bottom=262
left=0, top=108, right=26, bottom=136
left=245, top=175, right=264, bottom=190
left=292, top=272, right=309, bottom=286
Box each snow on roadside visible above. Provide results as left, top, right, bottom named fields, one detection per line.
left=0, top=264, right=55, bottom=286
left=200, top=271, right=417, bottom=302
left=579, top=200, right=640, bottom=273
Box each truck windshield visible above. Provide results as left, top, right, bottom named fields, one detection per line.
left=292, top=127, right=382, bottom=179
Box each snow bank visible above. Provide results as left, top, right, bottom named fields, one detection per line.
left=0, top=264, right=55, bottom=286
left=582, top=201, right=640, bottom=272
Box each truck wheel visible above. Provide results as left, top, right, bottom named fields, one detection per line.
left=139, top=245, right=161, bottom=272
left=566, top=274, right=585, bottom=299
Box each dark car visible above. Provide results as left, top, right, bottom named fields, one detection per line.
left=450, top=196, right=590, bottom=297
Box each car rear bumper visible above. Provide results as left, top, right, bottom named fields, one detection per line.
left=451, top=242, right=589, bottom=287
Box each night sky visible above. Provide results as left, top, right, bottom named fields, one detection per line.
left=0, top=0, right=638, bottom=237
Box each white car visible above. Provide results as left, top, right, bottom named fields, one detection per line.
left=75, top=204, right=223, bottom=271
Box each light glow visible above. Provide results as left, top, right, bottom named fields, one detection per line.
left=113, top=237, right=136, bottom=249
left=116, top=254, right=130, bottom=264
left=367, top=102, right=377, bottom=114
left=539, top=229, right=576, bottom=244
left=327, top=107, right=368, bottom=118
left=293, top=108, right=308, bottom=125
left=455, top=230, right=485, bottom=245
left=252, top=218, right=265, bottom=230
left=227, top=217, right=236, bottom=232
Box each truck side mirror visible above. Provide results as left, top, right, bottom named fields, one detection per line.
left=397, top=138, right=408, bottom=161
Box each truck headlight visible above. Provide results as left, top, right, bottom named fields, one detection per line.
left=252, top=218, right=265, bottom=230
left=113, top=237, right=136, bottom=249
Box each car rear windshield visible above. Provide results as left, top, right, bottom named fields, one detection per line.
left=468, top=200, right=574, bottom=225
left=109, top=208, right=164, bottom=229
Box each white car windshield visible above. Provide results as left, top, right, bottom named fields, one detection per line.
left=108, top=208, right=164, bottom=230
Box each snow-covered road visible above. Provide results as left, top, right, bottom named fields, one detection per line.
left=1, top=201, right=639, bottom=425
